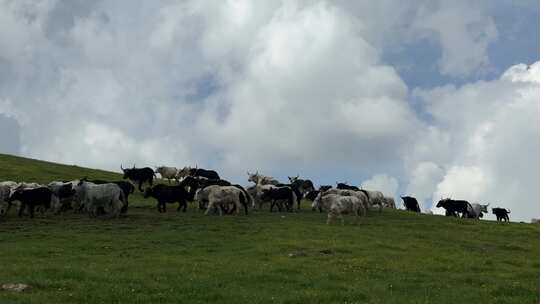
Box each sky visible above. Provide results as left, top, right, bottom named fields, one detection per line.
left=1, top=0, right=540, bottom=221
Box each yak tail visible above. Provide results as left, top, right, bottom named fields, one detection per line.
left=239, top=191, right=248, bottom=215
left=242, top=189, right=252, bottom=208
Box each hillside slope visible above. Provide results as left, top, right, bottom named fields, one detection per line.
left=1, top=154, right=540, bottom=304
left=0, top=153, right=121, bottom=183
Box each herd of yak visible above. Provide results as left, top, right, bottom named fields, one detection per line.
left=0, top=165, right=513, bottom=224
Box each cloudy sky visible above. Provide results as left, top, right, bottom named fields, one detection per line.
left=1, top=0, right=540, bottom=221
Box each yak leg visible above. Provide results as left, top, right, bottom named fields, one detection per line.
left=326, top=213, right=334, bottom=225
left=29, top=204, right=36, bottom=218
left=18, top=203, right=26, bottom=217
left=138, top=181, right=144, bottom=192
left=177, top=199, right=187, bottom=212
left=204, top=203, right=213, bottom=215
left=243, top=202, right=248, bottom=215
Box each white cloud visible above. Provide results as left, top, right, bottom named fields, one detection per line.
left=0, top=1, right=420, bottom=180
left=405, top=162, right=445, bottom=209
left=411, top=1, right=498, bottom=77
left=336, top=0, right=499, bottom=78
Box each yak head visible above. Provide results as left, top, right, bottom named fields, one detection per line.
left=288, top=175, right=300, bottom=183
left=7, top=189, right=24, bottom=203
left=121, top=164, right=136, bottom=179
left=176, top=166, right=191, bottom=180
left=319, top=185, right=332, bottom=192
left=480, top=203, right=490, bottom=213
left=436, top=198, right=451, bottom=208
left=247, top=171, right=259, bottom=184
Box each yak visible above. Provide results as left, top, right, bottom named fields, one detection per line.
left=436, top=198, right=472, bottom=218
left=336, top=183, right=360, bottom=191
left=121, top=165, right=155, bottom=192
left=492, top=207, right=510, bottom=222
left=401, top=196, right=421, bottom=213
left=144, top=184, right=191, bottom=213
left=8, top=187, right=57, bottom=218
left=261, top=187, right=297, bottom=212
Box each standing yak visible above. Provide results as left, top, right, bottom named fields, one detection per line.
left=121, top=165, right=155, bottom=192
left=84, top=179, right=134, bottom=213
left=336, top=183, right=360, bottom=191
left=401, top=196, right=421, bottom=213
left=176, top=166, right=220, bottom=180
left=492, top=207, right=510, bottom=222
left=436, top=198, right=472, bottom=218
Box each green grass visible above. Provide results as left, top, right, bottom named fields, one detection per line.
left=1, top=153, right=540, bottom=303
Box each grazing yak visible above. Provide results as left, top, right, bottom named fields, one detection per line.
left=121, top=165, right=155, bottom=192
left=8, top=187, right=58, bottom=218
left=205, top=186, right=248, bottom=216
left=196, top=185, right=237, bottom=213
left=313, top=189, right=369, bottom=213
left=288, top=175, right=316, bottom=196
left=48, top=181, right=77, bottom=213
left=382, top=196, right=396, bottom=209
left=180, top=176, right=232, bottom=198
left=304, top=190, right=320, bottom=202
left=401, top=196, right=421, bottom=213
left=336, top=182, right=360, bottom=191
left=359, top=190, right=385, bottom=212
left=251, top=184, right=277, bottom=210
left=247, top=171, right=280, bottom=185
left=83, top=179, right=134, bottom=214
left=194, top=185, right=217, bottom=210
left=492, top=207, right=510, bottom=222
left=178, top=166, right=220, bottom=180
left=276, top=183, right=303, bottom=210
left=144, top=184, right=192, bottom=213
left=155, top=166, right=179, bottom=183
left=319, top=185, right=332, bottom=192
left=312, top=193, right=365, bottom=224
left=436, top=198, right=472, bottom=218
left=75, top=181, right=125, bottom=217
left=0, top=184, right=16, bottom=216
left=467, top=203, right=489, bottom=219
left=327, top=189, right=370, bottom=209
left=181, top=176, right=251, bottom=210
left=261, top=186, right=297, bottom=212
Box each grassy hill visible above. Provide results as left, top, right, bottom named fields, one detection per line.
left=1, top=153, right=540, bottom=303
left=0, top=153, right=121, bottom=183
